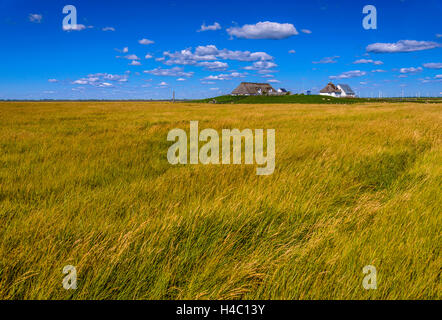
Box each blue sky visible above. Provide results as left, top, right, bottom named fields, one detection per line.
left=0, top=0, right=441, bottom=99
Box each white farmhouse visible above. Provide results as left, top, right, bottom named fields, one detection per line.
left=337, top=84, right=356, bottom=97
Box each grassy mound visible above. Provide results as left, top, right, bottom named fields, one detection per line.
left=192, top=94, right=442, bottom=104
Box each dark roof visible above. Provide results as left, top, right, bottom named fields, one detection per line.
left=279, top=88, right=287, bottom=92
left=320, top=82, right=341, bottom=94
left=338, top=84, right=355, bottom=95
left=232, top=82, right=275, bottom=95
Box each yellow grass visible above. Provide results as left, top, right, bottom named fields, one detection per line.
left=0, top=101, right=440, bottom=299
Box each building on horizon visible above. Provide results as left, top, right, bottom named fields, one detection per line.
left=320, top=82, right=356, bottom=98
left=231, top=82, right=276, bottom=96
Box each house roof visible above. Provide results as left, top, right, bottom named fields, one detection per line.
left=320, top=82, right=341, bottom=93
left=232, top=82, right=275, bottom=95
left=338, top=84, right=355, bottom=95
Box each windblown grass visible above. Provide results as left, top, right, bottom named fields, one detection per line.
left=0, top=101, right=440, bottom=299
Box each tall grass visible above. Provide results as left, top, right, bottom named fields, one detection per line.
left=0, top=101, right=440, bottom=299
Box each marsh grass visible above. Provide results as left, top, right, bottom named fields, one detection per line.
left=0, top=101, right=440, bottom=299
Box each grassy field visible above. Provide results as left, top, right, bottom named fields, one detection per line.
left=0, top=101, right=440, bottom=300
left=192, top=94, right=442, bottom=104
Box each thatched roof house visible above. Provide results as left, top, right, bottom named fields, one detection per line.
left=231, top=82, right=276, bottom=96
left=320, top=82, right=356, bottom=97
left=320, top=82, right=341, bottom=96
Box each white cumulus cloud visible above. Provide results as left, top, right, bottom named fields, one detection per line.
left=313, top=56, right=339, bottom=64
left=399, top=67, right=423, bottom=74
left=139, top=38, right=154, bottom=45
left=29, top=14, right=42, bottom=23
left=423, top=62, right=442, bottom=69
left=144, top=67, right=193, bottom=77
left=198, top=22, right=221, bottom=32
left=161, top=45, right=273, bottom=66
left=202, top=72, right=246, bottom=81
left=217, top=50, right=272, bottom=61
left=72, top=73, right=128, bottom=87
left=73, top=79, right=89, bottom=85
left=227, top=21, right=298, bottom=40
left=244, top=61, right=277, bottom=70
left=353, top=59, right=383, bottom=65
left=63, top=24, right=89, bottom=31
left=329, top=70, right=367, bottom=79
left=197, top=61, right=229, bottom=71
left=366, top=40, right=441, bottom=53
left=122, top=54, right=140, bottom=60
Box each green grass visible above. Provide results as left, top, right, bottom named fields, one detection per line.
left=0, top=101, right=441, bottom=299
left=192, top=94, right=442, bottom=104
